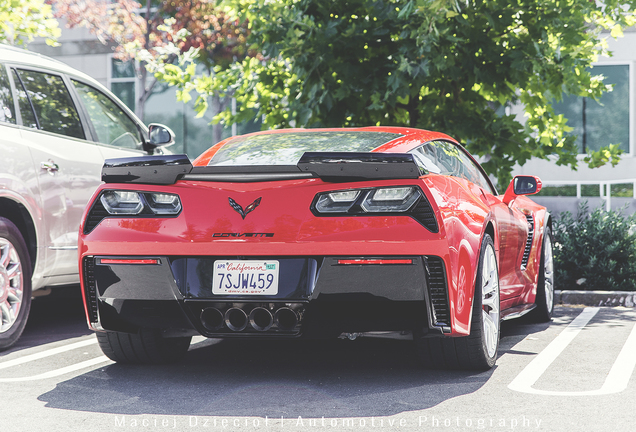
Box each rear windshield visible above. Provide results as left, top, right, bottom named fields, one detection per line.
left=207, top=131, right=403, bottom=166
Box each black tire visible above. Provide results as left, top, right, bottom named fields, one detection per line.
left=530, top=228, right=555, bottom=322
left=415, top=234, right=500, bottom=370
left=0, top=217, right=32, bottom=351
left=96, top=329, right=191, bottom=364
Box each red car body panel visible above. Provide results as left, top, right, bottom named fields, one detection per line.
left=78, top=127, right=550, bottom=348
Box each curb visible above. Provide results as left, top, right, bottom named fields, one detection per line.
left=555, top=290, right=636, bottom=307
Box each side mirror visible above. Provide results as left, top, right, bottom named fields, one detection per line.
left=147, top=123, right=175, bottom=147
left=502, top=175, right=542, bottom=205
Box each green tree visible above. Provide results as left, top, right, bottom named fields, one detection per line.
left=156, top=0, right=636, bottom=188
left=0, top=0, right=60, bottom=46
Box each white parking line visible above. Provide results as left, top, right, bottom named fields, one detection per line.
left=0, top=356, right=111, bottom=383
left=509, top=307, right=636, bottom=396
left=0, top=335, right=213, bottom=383
left=0, top=338, right=97, bottom=371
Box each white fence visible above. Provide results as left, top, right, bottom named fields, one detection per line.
left=539, top=180, right=636, bottom=212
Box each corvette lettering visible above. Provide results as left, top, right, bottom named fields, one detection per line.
left=212, top=233, right=274, bottom=238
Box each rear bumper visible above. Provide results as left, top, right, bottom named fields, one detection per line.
left=81, top=255, right=452, bottom=338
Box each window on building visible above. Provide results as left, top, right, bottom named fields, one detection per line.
left=110, top=58, right=136, bottom=112
left=553, top=64, right=630, bottom=154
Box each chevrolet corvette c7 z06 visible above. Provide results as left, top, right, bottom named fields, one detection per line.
left=78, top=127, right=554, bottom=370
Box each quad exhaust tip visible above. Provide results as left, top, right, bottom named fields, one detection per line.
left=200, top=305, right=300, bottom=332
left=249, top=307, right=274, bottom=331
left=200, top=307, right=224, bottom=331
left=274, top=307, right=298, bottom=331
left=225, top=307, right=249, bottom=332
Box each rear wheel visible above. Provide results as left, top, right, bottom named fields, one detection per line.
left=530, top=228, right=554, bottom=322
left=0, top=217, right=32, bottom=350
left=415, top=234, right=500, bottom=370
left=96, top=329, right=191, bottom=364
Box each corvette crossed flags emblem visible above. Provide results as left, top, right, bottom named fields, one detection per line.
left=228, top=197, right=262, bottom=219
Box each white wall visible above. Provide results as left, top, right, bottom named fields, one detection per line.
left=27, top=19, right=113, bottom=87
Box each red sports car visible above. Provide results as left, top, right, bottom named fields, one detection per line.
left=78, top=127, right=554, bottom=370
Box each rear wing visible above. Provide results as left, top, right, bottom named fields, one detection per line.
left=101, top=152, right=423, bottom=185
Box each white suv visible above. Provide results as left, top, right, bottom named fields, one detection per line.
left=0, top=45, right=174, bottom=349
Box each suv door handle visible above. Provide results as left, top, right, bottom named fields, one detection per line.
left=40, top=160, right=59, bottom=175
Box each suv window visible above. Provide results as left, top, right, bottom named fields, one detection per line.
left=410, top=140, right=495, bottom=194
left=11, top=69, right=37, bottom=129
left=0, top=65, right=16, bottom=124
left=12, top=69, right=85, bottom=139
left=72, top=80, right=143, bottom=150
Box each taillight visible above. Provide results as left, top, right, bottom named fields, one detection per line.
left=311, top=185, right=438, bottom=233
left=99, top=190, right=182, bottom=216
left=313, top=186, right=421, bottom=214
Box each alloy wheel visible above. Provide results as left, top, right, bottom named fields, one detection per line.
left=0, top=238, right=24, bottom=333
left=481, top=244, right=500, bottom=359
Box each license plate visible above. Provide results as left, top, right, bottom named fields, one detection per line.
left=212, top=260, right=279, bottom=295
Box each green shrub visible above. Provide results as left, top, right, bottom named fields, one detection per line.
left=553, top=203, right=636, bottom=291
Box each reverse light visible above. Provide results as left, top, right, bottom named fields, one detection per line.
left=100, top=191, right=143, bottom=215
left=315, top=190, right=361, bottom=213
left=146, top=193, right=182, bottom=215
left=361, top=186, right=420, bottom=213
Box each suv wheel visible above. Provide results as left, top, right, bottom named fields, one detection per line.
left=0, top=217, right=32, bottom=350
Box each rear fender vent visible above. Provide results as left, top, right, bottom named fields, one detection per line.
left=521, top=214, right=534, bottom=270
left=82, top=257, right=99, bottom=325
left=412, top=195, right=438, bottom=233
left=425, top=256, right=450, bottom=327
left=83, top=199, right=109, bottom=234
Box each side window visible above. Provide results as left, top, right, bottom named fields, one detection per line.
left=72, top=80, right=143, bottom=150
left=0, top=65, right=16, bottom=124
left=13, top=69, right=85, bottom=139
left=11, top=69, right=38, bottom=129
left=411, top=141, right=495, bottom=194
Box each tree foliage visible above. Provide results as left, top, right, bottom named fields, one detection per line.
left=0, top=0, right=60, bottom=46
left=156, top=0, right=636, bottom=188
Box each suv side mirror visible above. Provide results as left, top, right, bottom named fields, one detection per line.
left=503, top=175, right=542, bottom=205
left=147, top=123, right=175, bottom=147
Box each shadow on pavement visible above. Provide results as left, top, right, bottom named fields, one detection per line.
left=34, top=304, right=585, bottom=418
left=37, top=332, right=523, bottom=418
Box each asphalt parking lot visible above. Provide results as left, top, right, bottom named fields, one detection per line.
left=1, top=288, right=635, bottom=432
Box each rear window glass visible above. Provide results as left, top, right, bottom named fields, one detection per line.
left=208, top=131, right=403, bottom=166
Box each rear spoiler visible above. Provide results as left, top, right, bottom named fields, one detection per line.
left=101, top=152, right=423, bottom=185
